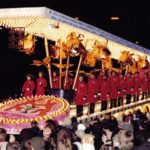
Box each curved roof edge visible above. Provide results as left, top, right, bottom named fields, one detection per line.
left=46, top=7, right=150, bottom=55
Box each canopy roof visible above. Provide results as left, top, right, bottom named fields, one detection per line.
left=0, top=7, right=149, bottom=60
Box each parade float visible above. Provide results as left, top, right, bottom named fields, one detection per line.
left=0, top=95, right=69, bottom=133
left=0, top=7, right=150, bottom=133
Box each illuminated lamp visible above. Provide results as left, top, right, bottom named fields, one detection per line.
left=110, top=16, right=119, bottom=20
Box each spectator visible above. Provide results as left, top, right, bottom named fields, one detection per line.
left=0, top=128, right=8, bottom=150
left=29, top=120, right=41, bottom=137
left=113, top=129, right=134, bottom=150
left=42, top=124, right=56, bottom=150
left=25, top=137, right=45, bottom=150
left=57, top=128, right=73, bottom=150
left=6, top=141, right=21, bottom=150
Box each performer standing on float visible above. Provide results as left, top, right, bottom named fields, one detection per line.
left=100, top=74, right=110, bottom=111
left=52, top=72, right=59, bottom=89
left=141, top=73, right=149, bottom=100
left=125, top=72, right=134, bottom=104
left=63, top=75, right=73, bottom=90
left=36, top=71, right=47, bottom=96
left=98, top=71, right=104, bottom=91
left=133, top=72, right=141, bottom=102
left=74, top=75, right=87, bottom=117
left=118, top=73, right=126, bottom=106
left=87, top=73, right=99, bottom=114
left=22, top=74, right=35, bottom=97
left=148, top=72, right=150, bottom=97
left=109, top=71, right=119, bottom=108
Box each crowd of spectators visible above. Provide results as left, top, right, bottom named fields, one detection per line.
left=0, top=107, right=150, bottom=150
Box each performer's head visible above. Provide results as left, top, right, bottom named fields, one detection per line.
left=53, top=71, right=57, bottom=77
left=26, top=74, right=32, bottom=80
left=111, top=71, right=116, bottom=76
left=39, top=71, right=43, bottom=78
left=99, top=71, right=104, bottom=76
left=103, top=74, right=108, bottom=80
left=127, top=72, right=132, bottom=77
left=90, top=73, right=95, bottom=79
left=79, top=75, right=84, bottom=82
left=119, top=73, right=124, bottom=78
left=134, top=72, right=139, bottom=77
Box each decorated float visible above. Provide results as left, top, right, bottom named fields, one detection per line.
left=0, top=7, right=150, bottom=133
left=0, top=95, right=69, bottom=134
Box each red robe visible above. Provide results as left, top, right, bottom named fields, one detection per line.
left=98, top=74, right=103, bottom=90
left=148, top=74, right=150, bottom=91
left=126, top=77, right=134, bottom=95
left=63, top=77, right=73, bottom=90
left=100, top=79, right=110, bottom=101
left=87, top=77, right=99, bottom=103
left=22, top=80, right=35, bottom=97
left=109, top=76, right=119, bottom=99
left=75, top=81, right=87, bottom=105
left=52, top=76, right=59, bottom=89
left=141, top=76, right=149, bottom=92
left=118, top=76, right=127, bottom=97
left=36, top=77, right=47, bottom=96
left=133, top=75, right=141, bottom=95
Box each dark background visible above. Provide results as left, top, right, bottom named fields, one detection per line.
left=0, top=0, right=149, bottom=99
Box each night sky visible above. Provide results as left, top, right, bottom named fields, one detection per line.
left=0, top=0, right=149, bottom=99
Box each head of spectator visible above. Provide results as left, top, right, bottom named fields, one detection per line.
left=0, top=128, right=7, bottom=142
left=31, top=120, right=38, bottom=127
left=25, top=137, right=45, bottom=150
left=63, top=117, right=72, bottom=129
left=19, top=128, right=34, bottom=143
left=75, top=124, right=86, bottom=140
left=113, top=129, right=134, bottom=150
left=43, top=125, right=53, bottom=142
left=6, top=141, right=21, bottom=150
left=104, top=113, right=111, bottom=121
left=82, top=134, right=95, bottom=150
left=57, top=128, right=73, bottom=150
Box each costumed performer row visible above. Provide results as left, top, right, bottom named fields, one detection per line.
left=22, top=71, right=47, bottom=97
left=73, top=70, right=150, bottom=117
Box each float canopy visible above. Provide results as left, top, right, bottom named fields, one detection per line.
left=0, top=7, right=149, bottom=59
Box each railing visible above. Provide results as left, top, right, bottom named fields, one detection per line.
left=69, top=94, right=150, bottom=122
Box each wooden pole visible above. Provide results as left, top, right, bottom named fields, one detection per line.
left=72, top=54, right=83, bottom=90
left=59, top=45, right=62, bottom=89
left=122, top=95, right=126, bottom=114
left=44, top=37, right=52, bottom=88
left=64, top=54, right=70, bottom=88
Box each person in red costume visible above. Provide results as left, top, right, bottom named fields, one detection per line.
left=74, top=75, right=87, bottom=117
left=133, top=72, right=141, bottom=102
left=125, top=72, right=134, bottom=104
left=117, top=73, right=126, bottom=106
left=52, top=72, right=59, bottom=89
left=22, top=74, right=35, bottom=97
left=141, top=73, right=149, bottom=100
left=36, top=71, right=47, bottom=96
left=87, top=73, right=99, bottom=114
left=63, top=76, right=73, bottom=90
left=98, top=71, right=104, bottom=89
left=148, top=72, right=150, bottom=98
left=109, top=71, right=119, bottom=108
left=100, top=74, right=110, bottom=111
